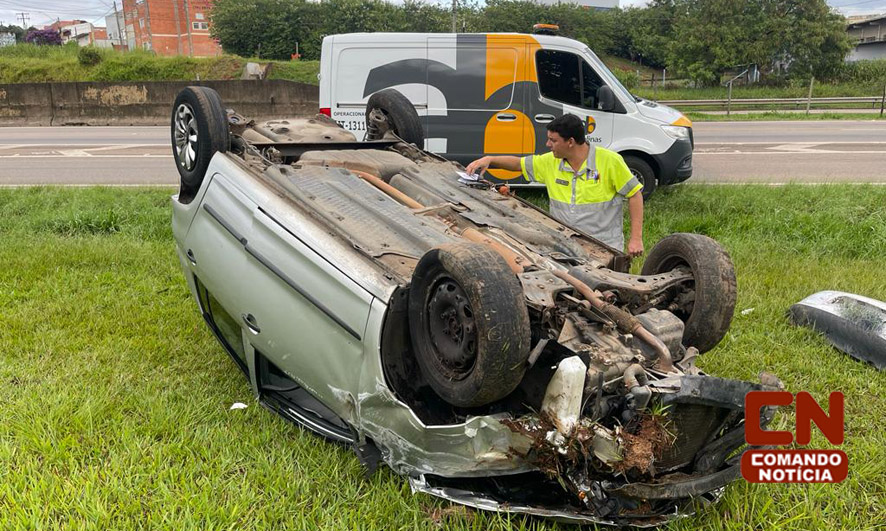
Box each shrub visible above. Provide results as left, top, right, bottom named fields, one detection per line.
left=78, top=46, right=102, bottom=66
left=613, top=68, right=640, bottom=90
left=832, top=59, right=886, bottom=85
left=24, top=29, right=62, bottom=46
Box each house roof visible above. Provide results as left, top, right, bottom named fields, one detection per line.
left=847, top=14, right=886, bottom=29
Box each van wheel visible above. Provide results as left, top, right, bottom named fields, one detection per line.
left=171, top=86, right=230, bottom=204
left=365, top=89, right=425, bottom=147
left=623, top=155, right=656, bottom=200
left=408, top=243, right=530, bottom=408
left=641, top=233, right=736, bottom=353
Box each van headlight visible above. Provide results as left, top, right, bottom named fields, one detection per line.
left=661, top=125, right=691, bottom=140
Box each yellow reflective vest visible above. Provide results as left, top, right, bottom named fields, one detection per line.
left=521, top=146, right=642, bottom=249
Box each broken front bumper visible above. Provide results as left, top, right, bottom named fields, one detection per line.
left=407, top=375, right=776, bottom=527
left=790, top=290, right=886, bottom=369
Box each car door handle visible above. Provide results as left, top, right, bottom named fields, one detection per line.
left=496, top=113, right=517, bottom=122
left=186, top=248, right=197, bottom=265
left=241, top=313, right=261, bottom=334
left=534, top=114, right=555, bottom=123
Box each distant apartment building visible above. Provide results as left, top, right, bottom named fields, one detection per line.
left=106, top=9, right=127, bottom=48
left=47, top=20, right=94, bottom=46
left=45, top=19, right=117, bottom=48
left=847, top=14, right=886, bottom=61
left=534, top=0, right=618, bottom=9
left=121, top=0, right=221, bottom=56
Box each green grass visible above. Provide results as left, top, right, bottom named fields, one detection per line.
left=0, top=44, right=319, bottom=84
left=1, top=185, right=885, bottom=529
left=634, top=82, right=886, bottom=101
left=684, top=111, right=886, bottom=122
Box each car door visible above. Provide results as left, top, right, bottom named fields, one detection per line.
left=181, top=173, right=258, bottom=374
left=530, top=48, right=615, bottom=152
left=240, top=206, right=374, bottom=402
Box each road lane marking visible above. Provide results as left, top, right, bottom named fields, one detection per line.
left=695, top=141, right=886, bottom=145
left=0, top=155, right=170, bottom=158
left=694, top=151, right=886, bottom=155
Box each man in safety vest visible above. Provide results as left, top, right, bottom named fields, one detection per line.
left=466, top=113, right=644, bottom=257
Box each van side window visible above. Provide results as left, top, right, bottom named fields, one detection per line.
left=536, top=50, right=581, bottom=107
left=536, top=49, right=607, bottom=110
left=581, top=61, right=606, bottom=109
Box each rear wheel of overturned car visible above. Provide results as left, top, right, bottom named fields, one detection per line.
left=641, top=233, right=736, bottom=353
left=623, top=155, right=657, bottom=200
left=171, top=86, right=230, bottom=204
left=408, top=243, right=531, bottom=408
left=365, top=88, right=425, bottom=147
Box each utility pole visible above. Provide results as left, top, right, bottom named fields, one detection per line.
left=16, top=12, right=29, bottom=28
left=144, top=0, right=154, bottom=51
left=171, top=0, right=183, bottom=55
left=113, top=1, right=126, bottom=46
left=451, top=0, right=457, bottom=33
left=182, top=0, right=194, bottom=57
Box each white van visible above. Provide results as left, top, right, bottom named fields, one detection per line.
left=319, top=32, right=694, bottom=196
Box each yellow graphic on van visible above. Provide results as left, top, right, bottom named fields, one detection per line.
left=485, top=34, right=542, bottom=101
left=484, top=109, right=534, bottom=180
left=587, top=116, right=596, bottom=135
left=671, top=115, right=693, bottom=127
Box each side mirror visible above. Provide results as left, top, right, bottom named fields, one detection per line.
left=596, top=86, right=616, bottom=112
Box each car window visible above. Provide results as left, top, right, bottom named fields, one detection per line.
left=536, top=49, right=607, bottom=110
left=195, top=276, right=247, bottom=368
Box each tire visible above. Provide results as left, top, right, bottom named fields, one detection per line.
left=365, top=88, right=425, bottom=147
left=641, top=233, right=736, bottom=353
left=171, top=86, right=230, bottom=204
left=408, top=243, right=531, bottom=408
left=623, top=155, right=657, bottom=200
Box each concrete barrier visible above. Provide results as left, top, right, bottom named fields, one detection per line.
left=0, top=80, right=320, bottom=126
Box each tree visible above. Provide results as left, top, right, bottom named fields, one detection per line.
left=24, top=28, right=62, bottom=46
left=0, top=24, right=26, bottom=43
left=666, top=0, right=763, bottom=86
left=620, top=0, right=677, bottom=68
left=756, top=0, right=851, bottom=80
left=664, top=0, right=850, bottom=85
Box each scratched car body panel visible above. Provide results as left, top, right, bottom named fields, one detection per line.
left=170, top=86, right=777, bottom=526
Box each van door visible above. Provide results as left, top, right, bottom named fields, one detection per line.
left=529, top=48, right=614, bottom=153
left=426, top=35, right=525, bottom=177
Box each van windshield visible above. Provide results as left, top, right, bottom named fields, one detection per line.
left=582, top=46, right=634, bottom=102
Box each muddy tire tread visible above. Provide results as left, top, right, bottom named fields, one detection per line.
left=409, top=243, right=530, bottom=407
left=641, top=233, right=736, bottom=353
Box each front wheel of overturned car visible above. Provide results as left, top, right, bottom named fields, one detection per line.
left=365, top=88, right=425, bottom=147
left=623, top=155, right=657, bottom=200
left=171, top=86, right=230, bottom=204
left=408, top=243, right=531, bottom=408
left=641, top=233, right=736, bottom=353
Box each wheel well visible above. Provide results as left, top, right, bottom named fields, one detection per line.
left=619, top=150, right=659, bottom=181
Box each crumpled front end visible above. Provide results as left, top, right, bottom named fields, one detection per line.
left=403, top=372, right=778, bottom=526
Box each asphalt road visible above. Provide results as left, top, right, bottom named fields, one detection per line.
left=1, top=121, right=885, bottom=185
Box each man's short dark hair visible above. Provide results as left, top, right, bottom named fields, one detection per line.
left=546, top=114, right=586, bottom=144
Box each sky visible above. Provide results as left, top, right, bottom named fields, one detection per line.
left=1, top=0, right=884, bottom=30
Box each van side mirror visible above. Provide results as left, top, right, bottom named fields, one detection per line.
left=596, top=86, right=616, bottom=112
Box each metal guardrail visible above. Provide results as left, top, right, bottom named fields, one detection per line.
left=659, top=97, right=883, bottom=106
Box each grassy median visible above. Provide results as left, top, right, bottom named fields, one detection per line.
left=1, top=185, right=884, bottom=529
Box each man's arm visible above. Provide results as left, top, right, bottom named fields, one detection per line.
left=626, top=192, right=644, bottom=257
left=465, top=155, right=522, bottom=176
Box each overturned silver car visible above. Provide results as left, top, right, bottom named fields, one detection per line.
left=170, top=86, right=777, bottom=526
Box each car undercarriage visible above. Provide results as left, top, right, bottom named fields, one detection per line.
left=171, top=86, right=780, bottom=526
